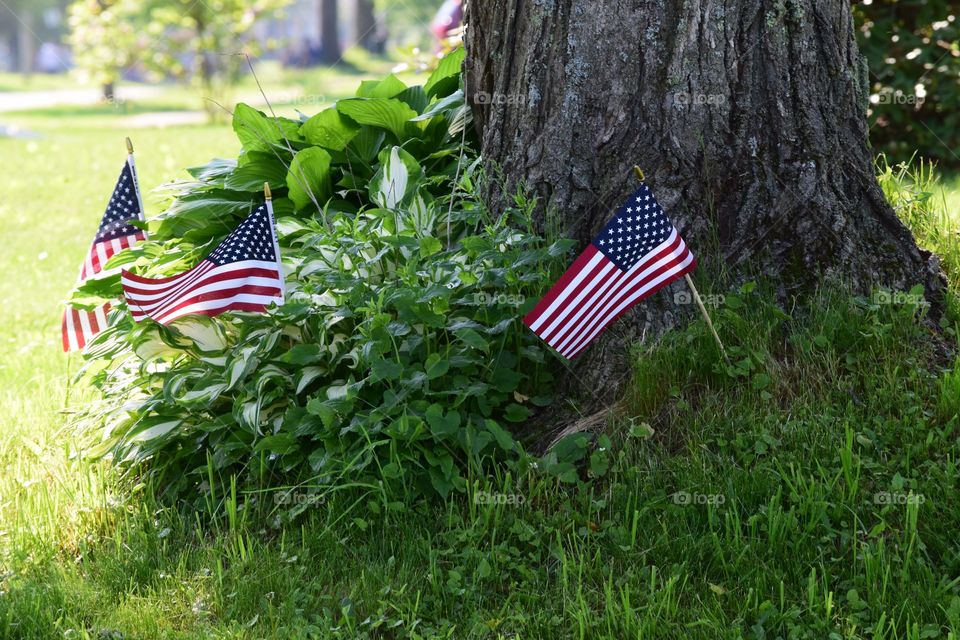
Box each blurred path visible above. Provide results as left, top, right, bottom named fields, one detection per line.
left=0, top=86, right=161, bottom=112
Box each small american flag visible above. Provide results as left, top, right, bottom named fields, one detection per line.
left=524, top=183, right=696, bottom=359
left=62, top=154, right=147, bottom=352
left=121, top=201, right=284, bottom=325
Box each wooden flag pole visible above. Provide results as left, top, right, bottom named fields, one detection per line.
left=683, top=272, right=728, bottom=362
left=632, top=166, right=729, bottom=362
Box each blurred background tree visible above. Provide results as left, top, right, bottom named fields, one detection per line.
left=67, top=0, right=290, bottom=115
left=855, top=0, right=960, bottom=167
left=65, top=0, right=140, bottom=100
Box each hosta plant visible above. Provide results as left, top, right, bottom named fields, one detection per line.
left=71, top=49, right=575, bottom=509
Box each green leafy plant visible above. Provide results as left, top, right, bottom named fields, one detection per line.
left=72, top=49, right=574, bottom=508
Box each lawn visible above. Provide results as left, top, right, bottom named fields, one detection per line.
left=2, top=87, right=960, bottom=638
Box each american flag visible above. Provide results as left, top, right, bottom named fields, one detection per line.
left=121, top=201, right=284, bottom=325
left=523, top=183, right=696, bottom=359
left=62, top=154, right=147, bottom=352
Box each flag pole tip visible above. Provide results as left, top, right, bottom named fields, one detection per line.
left=125, top=137, right=134, bottom=154
left=264, top=182, right=272, bottom=200
left=632, top=166, right=645, bottom=182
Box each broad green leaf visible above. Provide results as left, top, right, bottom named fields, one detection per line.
left=301, top=109, right=361, bottom=150
left=425, top=47, right=465, bottom=98
left=224, top=151, right=289, bottom=192
left=233, top=103, right=300, bottom=152
left=127, top=418, right=181, bottom=444
left=296, top=366, right=327, bottom=395
left=338, top=98, right=418, bottom=140
left=286, top=147, right=332, bottom=211
left=356, top=74, right=408, bottom=99
left=170, top=317, right=228, bottom=352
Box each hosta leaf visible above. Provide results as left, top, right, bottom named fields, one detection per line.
left=233, top=103, right=301, bottom=152
left=126, top=417, right=182, bottom=444
left=369, top=146, right=423, bottom=209
left=425, top=47, right=465, bottom=98
left=224, top=151, right=289, bottom=192
left=296, top=366, right=327, bottom=395
left=301, top=109, right=361, bottom=150
left=356, top=74, right=408, bottom=99
left=337, top=98, right=418, bottom=140
left=170, top=317, right=227, bottom=352
left=286, top=147, right=332, bottom=211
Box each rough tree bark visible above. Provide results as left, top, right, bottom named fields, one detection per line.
left=464, top=0, right=944, bottom=419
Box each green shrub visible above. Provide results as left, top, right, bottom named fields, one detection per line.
left=72, top=49, right=574, bottom=508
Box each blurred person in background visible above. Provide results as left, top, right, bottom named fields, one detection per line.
left=430, top=0, right=462, bottom=47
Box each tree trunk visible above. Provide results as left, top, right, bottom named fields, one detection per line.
left=319, top=0, right=341, bottom=64
left=464, top=1, right=944, bottom=418
left=354, top=0, right=382, bottom=53
left=15, top=9, right=34, bottom=77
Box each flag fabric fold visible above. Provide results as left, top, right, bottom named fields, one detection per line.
left=121, top=201, right=284, bottom=325
left=523, top=182, right=696, bottom=359
left=62, top=153, right=147, bottom=352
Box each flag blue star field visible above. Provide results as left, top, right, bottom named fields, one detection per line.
left=121, top=202, right=284, bottom=325
left=523, top=182, right=696, bottom=359
left=62, top=154, right=147, bottom=352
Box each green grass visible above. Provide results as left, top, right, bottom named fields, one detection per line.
left=0, top=71, right=82, bottom=92
left=2, top=103, right=960, bottom=638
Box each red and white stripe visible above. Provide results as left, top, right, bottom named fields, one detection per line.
left=524, top=229, right=695, bottom=359
left=61, top=302, right=112, bottom=352
left=122, top=260, right=283, bottom=326
left=62, top=154, right=146, bottom=352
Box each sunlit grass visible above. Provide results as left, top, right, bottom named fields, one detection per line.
left=1, top=101, right=960, bottom=637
